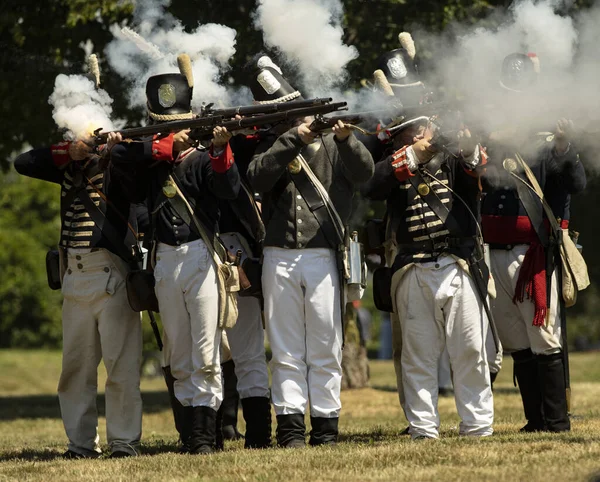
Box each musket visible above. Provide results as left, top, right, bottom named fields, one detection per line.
left=309, top=111, right=406, bottom=135
left=307, top=100, right=461, bottom=135
left=204, top=101, right=347, bottom=134
left=147, top=310, right=163, bottom=351
left=93, top=101, right=348, bottom=147
left=92, top=115, right=225, bottom=146
left=309, top=112, right=376, bottom=132
left=200, top=97, right=333, bottom=118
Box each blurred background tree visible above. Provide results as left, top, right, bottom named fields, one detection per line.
left=0, top=0, right=597, bottom=350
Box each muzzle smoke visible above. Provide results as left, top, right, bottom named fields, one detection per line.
left=253, top=0, right=358, bottom=96
left=414, top=0, right=600, bottom=145
left=48, top=74, right=115, bottom=140
left=105, top=0, right=247, bottom=113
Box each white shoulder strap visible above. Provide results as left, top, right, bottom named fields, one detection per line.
left=514, top=153, right=560, bottom=232
left=296, top=152, right=345, bottom=240
left=169, top=174, right=225, bottom=266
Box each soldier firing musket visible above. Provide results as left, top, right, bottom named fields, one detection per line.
left=481, top=52, right=588, bottom=433
left=13, top=54, right=143, bottom=459
left=364, top=31, right=498, bottom=441
left=245, top=54, right=375, bottom=448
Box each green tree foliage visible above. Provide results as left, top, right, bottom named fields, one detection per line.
left=0, top=0, right=135, bottom=172
left=0, top=171, right=62, bottom=347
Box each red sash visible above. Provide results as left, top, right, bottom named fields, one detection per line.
left=483, top=215, right=568, bottom=326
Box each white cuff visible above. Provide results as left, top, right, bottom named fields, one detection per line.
left=405, top=146, right=419, bottom=172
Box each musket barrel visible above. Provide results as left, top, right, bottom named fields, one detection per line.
left=207, top=104, right=279, bottom=117
left=93, top=100, right=346, bottom=146
left=227, top=101, right=347, bottom=129
left=93, top=115, right=224, bottom=145
left=204, top=97, right=334, bottom=118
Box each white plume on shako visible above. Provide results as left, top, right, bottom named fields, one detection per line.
left=48, top=73, right=115, bottom=141
left=105, top=0, right=248, bottom=114
left=253, top=0, right=358, bottom=95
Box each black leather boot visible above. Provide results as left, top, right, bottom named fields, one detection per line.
left=537, top=352, right=570, bottom=432
left=221, top=360, right=243, bottom=441
left=241, top=396, right=272, bottom=449
left=163, top=366, right=194, bottom=451
left=309, top=417, right=339, bottom=446
left=189, top=406, right=218, bottom=454
left=180, top=406, right=194, bottom=453
left=512, top=349, right=545, bottom=432
left=276, top=414, right=306, bottom=448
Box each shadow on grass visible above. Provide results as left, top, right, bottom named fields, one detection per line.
left=338, top=427, right=401, bottom=444
left=338, top=429, right=600, bottom=447
left=140, top=440, right=182, bottom=456
left=0, top=390, right=171, bottom=421
left=0, top=448, right=66, bottom=462
left=370, top=385, right=397, bottom=393
left=0, top=442, right=182, bottom=462
left=371, top=385, right=519, bottom=395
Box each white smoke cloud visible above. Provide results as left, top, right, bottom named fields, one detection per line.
left=253, top=0, right=358, bottom=95
left=48, top=74, right=115, bottom=140
left=105, top=0, right=245, bottom=113
left=412, top=0, right=600, bottom=146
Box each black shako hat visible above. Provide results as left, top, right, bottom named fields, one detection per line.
left=373, top=32, right=425, bottom=105
left=146, top=73, right=193, bottom=121
left=375, top=32, right=420, bottom=88
left=249, top=55, right=302, bottom=104
left=376, top=51, right=419, bottom=88
left=499, top=52, right=540, bottom=92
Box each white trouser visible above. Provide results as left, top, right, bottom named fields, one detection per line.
left=392, top=287, right=501, bottom=419
left=59, top=248, right=142, bottom=456
left=394, top=256, right=494, bottom=439
left=397, top=329, right=500, bottom=394
left=154, top=239, right=222, bottom=409
left=221, top=233, right=269, bottom=399
left=490, top=246, right=562, bottom=355
left=263, top=247, right=342, bottom=418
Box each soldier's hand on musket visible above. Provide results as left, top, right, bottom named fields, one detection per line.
left=332, top=120, right=352, bottom=142
left=412, top=132, right=437, bottom=164
left=555, top=118, right=574, bottom=155
left=458, top=127, right=477, bottom=157
left=298, top=122, right=318, bottom=145
left=68, top=138, right=93, bottom=161
left=212, top=125, right=233, bottom=148
left=173, top=129, right=192, bottom=154
left=106, top=132, right=123, bottom=152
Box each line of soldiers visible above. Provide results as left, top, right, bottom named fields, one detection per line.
left=13, top=32, right=585, bottom=456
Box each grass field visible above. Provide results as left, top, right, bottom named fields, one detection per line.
left=1, top=350, right=600, bottom=481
